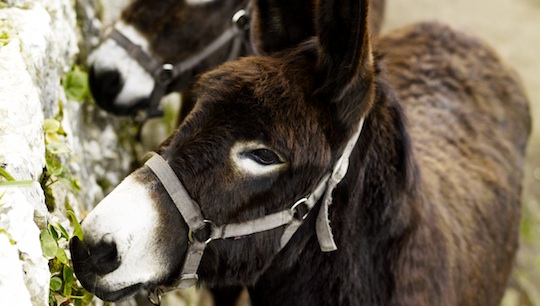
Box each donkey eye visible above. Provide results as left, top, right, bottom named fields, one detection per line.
left=246, top=149, right=284, bottom=166
left=230, top=141, right=287, bottom=175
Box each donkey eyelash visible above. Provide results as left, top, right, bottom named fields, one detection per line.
left=243, top=149, right=285, bottom=166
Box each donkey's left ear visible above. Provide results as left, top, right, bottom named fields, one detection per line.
left=315, top=0, right=375, bottom=130
left=251, top=0, right=316, bottom=54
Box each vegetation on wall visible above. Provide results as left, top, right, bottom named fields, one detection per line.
left=39, top=66, right=94, bottom=306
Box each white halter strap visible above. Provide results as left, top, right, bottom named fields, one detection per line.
left=143, top=116, right=365, bottom=303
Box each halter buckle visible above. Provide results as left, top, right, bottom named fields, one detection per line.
left=179, top=273, right=199, bottom=286
left=148, top=287, right=164, bottom=306
left=158, top=63, right=175, bottom=83
left=188, top=220, right=215, bottom=244
left=232, top=9, right=249, bottom=30
left=291, top=198, right=309, bottom=220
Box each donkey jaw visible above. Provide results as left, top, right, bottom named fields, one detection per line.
left=71, top=174, right=176, bottom=301
left=88, top=21, right=155, bottom=114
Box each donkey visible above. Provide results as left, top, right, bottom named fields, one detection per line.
left=71, top=0, right=531, bottom=304
left=88, top=0, right=385, bottom=121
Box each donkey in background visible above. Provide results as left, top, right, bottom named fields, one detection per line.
left=71, top=0, right=530, bottom=304
left=87, top=0, right=386, bottom=121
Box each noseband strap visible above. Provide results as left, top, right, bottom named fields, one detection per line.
left=108, top=2, right=254, bottom=121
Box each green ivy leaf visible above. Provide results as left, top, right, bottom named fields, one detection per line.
left=43, top=119, right=60, bottom=133
left=46, top=142, right=72, bottom=155
left=51, top=223, right=70, bottom=240
left=49, top=290, right=56, bottom=306
left=81, top=289, right=94, bottom=305
left=40, top=229, right=58, bottom=259
left=50, top=276, right=63, bottom=291
left=63, top=66, right=89, bottom=102
left=48, top=224, right=59, bottom=240
left=58, top=176, right=80, bottom=192
left=45, top=157, right=64, bottom=177
left=67, top=211, right=84, bottom=240
left=63, top=265, right=75, bottom=297
left=56, top=247, right=68, bottom=265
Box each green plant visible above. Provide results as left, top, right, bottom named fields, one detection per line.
left=41, top=211, right=93, bottom=306
left=62, top=66, right=89, bottom=102
left=0, top=167, right=34, bottom=187
left=41, top=118, right=81, bottom=211
left=0, top=30, right=9, bottom=47
left=39, top=115, right=93, bottom=305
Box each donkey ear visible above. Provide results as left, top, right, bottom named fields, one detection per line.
left=315, top=0, right=374, bottom=129
left=252, top=0, right=316, bottom=54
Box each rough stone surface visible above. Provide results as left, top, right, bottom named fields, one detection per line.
left=0, top=0, right=137, bottom=305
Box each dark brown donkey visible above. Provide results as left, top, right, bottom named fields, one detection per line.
left=71, top=0, right=530, bottom=304
left=88, top=0, right=385, bottom=121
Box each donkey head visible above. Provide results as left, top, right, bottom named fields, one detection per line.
left=72, top=0, right=374, bottom=301
left=88, top=0, right=247, bottom=116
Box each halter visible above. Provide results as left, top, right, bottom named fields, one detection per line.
left=108, top=2, right=255, bottom=121
left=143, top=118, right=365, bottom=305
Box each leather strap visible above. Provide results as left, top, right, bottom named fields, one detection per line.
left=316, top=117, right=365, bottom=251
left=145, top=153, right=205, bottom=232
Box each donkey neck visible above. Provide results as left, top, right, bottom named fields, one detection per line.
left=249, top=76, right=419, bottom=306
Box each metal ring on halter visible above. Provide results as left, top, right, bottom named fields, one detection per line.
left=188, top=220, right=216, bottom=244
left=232, top=9, right=249, bottom=29
left=148, top=287, right=164, bottom=306
left=291, top=198, right=309, bottom=220
left=158, top=63, right=174, bottom=83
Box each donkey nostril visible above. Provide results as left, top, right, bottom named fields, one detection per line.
left=88, top=241, right=121, bottom=276
left=88, top=66, right=123, bottom=111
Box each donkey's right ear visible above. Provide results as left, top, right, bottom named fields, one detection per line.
left=251, top=0, right=316, bottom=54
left=315, top=0, right=374, bottom=131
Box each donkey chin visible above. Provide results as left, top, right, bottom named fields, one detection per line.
left=70, top=174, right=185, bottom=301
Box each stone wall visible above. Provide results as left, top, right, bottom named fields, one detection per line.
left=0, top=0, right=136, bottom=305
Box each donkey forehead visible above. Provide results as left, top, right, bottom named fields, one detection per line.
left=198, top=56, right=317, bottom=107
left=199, top=59, right=320, bottom=119
left=186, top=57, right=330, bottom=163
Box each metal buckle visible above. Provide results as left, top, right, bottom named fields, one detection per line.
left=291, top=198, right=309, bottom=220
left=158, top=63, right=174, bottom=83
left=179, top=273, right=199, bottom=287
left=232, top=9, right=249, bottom=29
left=188, top=220, right=215, bottom=244
left=148, top=287, right=164, bottom=306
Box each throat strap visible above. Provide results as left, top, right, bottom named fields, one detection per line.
left=316, top=117, right=365, bottom=251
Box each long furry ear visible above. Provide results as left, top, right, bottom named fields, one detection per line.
left=315, top=0, right=375, bottom=130
left=252, top=0, right=316, bottom=54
